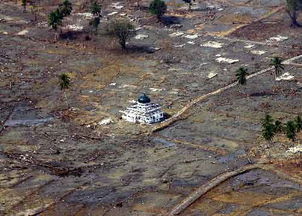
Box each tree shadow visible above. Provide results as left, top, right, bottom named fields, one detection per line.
left=160, top=15, right=182, bottom=26
left=123, top=44, right=160, bottom=54
left=59, top=30, right=90, bottom=40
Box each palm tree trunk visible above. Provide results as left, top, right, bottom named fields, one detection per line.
left=287, top=9, right=301, bottom=27
left=64, top=91, right=69, bottom=108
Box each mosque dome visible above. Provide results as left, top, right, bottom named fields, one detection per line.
left=138, top=93, right=151, bottom=104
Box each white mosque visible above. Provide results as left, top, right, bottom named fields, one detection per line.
left=120, top=94, right=165, bottom=124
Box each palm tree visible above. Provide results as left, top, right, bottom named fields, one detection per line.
left=48, top=0, right=72, bottom=40
left=235, top=67, right=248, bottom=85
left=286, top=0, right=301, bottom=27
left=261, top=114, right=276, bottom=141
left=270, top=57, right=284, bottom=79
left=59, top=0, right=72, bottom=17
left=90, top=1, right=102, bottom=34
left=285, top=120, right=297, bottom=142
left=49, top=9, right=63, bottom=32
left=59, top=73, right=71, bottom=107
left=149, top=0, right=167, bottom=21
left=90, top=1, right=102, bottom=17
left=183, top=0, right=195, bottom=11
left=22, top=0, right=27, bottom=12
left=294, top=116, right=302, bottom=132
left=274, top=120, right=283, bottom=133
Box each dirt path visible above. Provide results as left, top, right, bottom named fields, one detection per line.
left=167, top=163, right=266, bottom=216
left=151, top=54, right=302, bottom=133
left=167, top=162, right=302, bottom=216
left=216, top=6, right=285, bottom=37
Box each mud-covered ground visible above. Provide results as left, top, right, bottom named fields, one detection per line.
left=1, top=0, right=302, bottom=215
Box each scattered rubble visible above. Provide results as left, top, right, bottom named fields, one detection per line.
left=266, top=35, right=288, bottom=43
left=17, top=29, right=29, bottom=36
left=216, top=57, right=239, bottom=64
left=201, top=41, right=224, bottom=48
left=183, top=34, right=199, bottom=39
left=250, top=50, right=267, bottom=55
left=276, top=72, right=295, bottom=81
left=98, top=118, right=113, bottom=125
left=174, top=44, right=186, bottom=48
left=207, top=72, right=218, bottom=79
left=169, top=32, right=184, bottom=37
left=112, top=2, right=124, bottom=10
left=66, top=24, right=84, bottom=31
left=149, top=88, right=162, bottom=92
left=286, top=145, right=302, bottom=154
left=134, top=34, right=149, bottom=40
left=76, top=12, right=93, bottom=19
left=108, top=11, right=118, bottom=16
left=170, top=24, right=183, bottom=29
left=244, top=44, right=255, bottom=49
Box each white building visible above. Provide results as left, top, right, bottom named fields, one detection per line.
left=120, top=94, right=165, bottom=124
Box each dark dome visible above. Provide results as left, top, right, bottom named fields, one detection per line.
left=138, top=93, right=151, bottom=103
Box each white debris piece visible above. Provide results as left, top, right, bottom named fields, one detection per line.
left=149, top=88, right=162, bottom=92
left=113, top=5, right=124, bottom=10
left=286, top=145, right=302, bottom=154
left=251, top=50, right=266, bottom=55
left=66, top=24, right=83, bottom=31
left=215, top=54, right=221, bottom=57
left=183, top=34, right=199, bottom=39
left=170, top=24, right=182, bottom=29
left=120, top=13, right=127, bottom=16
left=151, top=47, right=160, bottom=51
left=174, top=44, right=186, bottom=48
left=244, top=44, right=255, bottom=49
left=109, top=83, right=117, bottom=86
left=170, top=89, right=179, bottom=94
left=187, top=41, right=195, bottom=45
left=37, top=21, right=48, bottom=27
left=108, top=11, right=118, bottom=16
left=135, top=34, right=149, bottom=40
left=216, top=57, right=239, bottom=64
left=207, top=72, right=217, bottom=79
left=2, top=31, right=8, bottom=35
left=267, top=35, right=288, bottom=43
left=112, top=2, right=124, bottom=10
left=76, top=12, right=93, bottom=19
left=2, top=15, right=13, bottom=21
left=201, top=41, right=224, bottom=48
left=169, top=32, right=184, bottom=37
left=17, top=29, right=29, bottom=35
left=98, top=118, right=113, bottom=125
left=276, top=72, right=295, bottom=81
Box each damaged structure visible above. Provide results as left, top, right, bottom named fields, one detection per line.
left=120, top=94, right=164, bottom=124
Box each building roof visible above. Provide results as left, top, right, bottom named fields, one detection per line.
left=138, top=93, right=151, bottom=104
